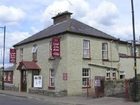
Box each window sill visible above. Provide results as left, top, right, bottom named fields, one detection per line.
left=83, top=58, right=91, bottom=60
left=82, top=86, right=91, bottom=89
left=48, top=56, right=62, bottom=60
left=48, top=86, right=55, bottom=90
left=102, top=59, right=109, bottom=61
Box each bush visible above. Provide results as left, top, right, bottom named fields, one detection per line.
left=129, top=74, right=140, bottom=102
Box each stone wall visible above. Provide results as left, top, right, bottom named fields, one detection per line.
left=104, top=80, right=125, bottom=96
left=0, top=83, right=19, bottom=91
left=29, top=88, right=67, bottom=97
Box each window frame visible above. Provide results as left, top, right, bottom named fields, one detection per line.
left=83, top=40, right=90, bottom=59
left=32, top=70, right=40, bottom=87
left=20, top=48, right=23, bottom=61
left=102, top=43, right=108, bottom=60
left=32, top=44, right=38, bottom=61
left=49, top=69, right=55, bottom=89
left=82, top=68, right=91, bottom=88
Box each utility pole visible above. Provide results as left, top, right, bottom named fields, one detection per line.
left=131, top=0, right=137, bottom=101
left=0, top=26, right=6, bottom=90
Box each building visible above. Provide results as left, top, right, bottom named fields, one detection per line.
left=13, top=11, right=140, bottom=96
left=4, top=66, right=15, bottom=84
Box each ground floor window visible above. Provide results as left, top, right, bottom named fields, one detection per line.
left=32, top=70, right=40, bottom=87
left=49, top=69, right=55, bottom=89
left=119, top=71, right=125, bottom=79
left=106, top=69, right=116, bottom=80
left=82, top=68, right=90, bottom=87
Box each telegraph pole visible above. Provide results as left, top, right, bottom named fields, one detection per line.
left=131, top=0, right=137, bottom=101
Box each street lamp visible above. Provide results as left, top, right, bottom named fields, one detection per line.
left=0, top=26, right=6, bottom=90
left=131, top=0, right=137, bottom=101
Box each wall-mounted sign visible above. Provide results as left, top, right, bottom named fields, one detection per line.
left=52, top=37, right=60, bottom=57
left=34, top=75, right=42, bottom=88
left=9, top=48, right=16, bottom=63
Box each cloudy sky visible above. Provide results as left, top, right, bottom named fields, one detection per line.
left=0, top=0, right=140, bottom=66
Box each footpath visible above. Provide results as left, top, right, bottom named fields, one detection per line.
left=0, top=90, right=140, bottom=105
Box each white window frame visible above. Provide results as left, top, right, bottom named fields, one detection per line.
left=102, top=43, right=108, bottom=60
left=20, top=48, right=23, bottom=61
left=32, top=44, right=38, bottom=61
left=83, top=40, right=90, bottom=58
left=119, top=71, right=125, bottom=80
left=106, top=69, right=111, bottom=80
left=49, top=69, right=55, bottom=87
left=82, top=68, right=90, bottom=87
left=49, top=41, right=52, bottom=57
left=112, top=70, right=116, bottom=80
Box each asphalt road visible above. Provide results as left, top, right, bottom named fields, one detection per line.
left=0, top=94, right=58, bottom=105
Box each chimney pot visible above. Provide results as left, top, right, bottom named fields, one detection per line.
left=52, top=11, right=72, bottom=24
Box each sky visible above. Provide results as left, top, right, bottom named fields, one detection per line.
left=0, top=0, right=140, bottom=67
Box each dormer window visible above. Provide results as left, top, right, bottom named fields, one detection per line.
left=32, top=44, right=38, bottom=62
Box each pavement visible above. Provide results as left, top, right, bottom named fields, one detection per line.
left=0, top=90, right=140, bottom=105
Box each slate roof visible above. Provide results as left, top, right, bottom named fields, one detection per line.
left=14, top=19, right=117, bottom=47
left=17, top=61, right=40, bottom=70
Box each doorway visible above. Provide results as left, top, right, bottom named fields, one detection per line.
left=21, top=70, right=27, bottom=92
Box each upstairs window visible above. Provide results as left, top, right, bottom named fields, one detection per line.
left=32, top=44, right=38, bottom=61
left=102, top=43, right=108, bottom=60
left=20, top=48, right=23, bottom=61
left=83, top=40, right=90, bottom=58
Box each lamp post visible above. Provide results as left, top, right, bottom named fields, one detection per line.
left=0, top=26, right=6, bottom=90
left=131, top=0, right=137, bottom=101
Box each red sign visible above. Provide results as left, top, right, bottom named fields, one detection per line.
left=52, top=37, right=60, bottom=57
left=10, top=48, right=16, bottom=63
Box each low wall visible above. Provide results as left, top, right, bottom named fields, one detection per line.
left=104, top=80, right=125, bottom=96
left=0, top=83, right=19, bottom=91
left=29, top=88, right=67, bottom=97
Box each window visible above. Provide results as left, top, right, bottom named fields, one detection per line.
left=83, top=40, right=90, bottom=58
left=102, top=43, right=108, bottom=60
left=49, top=41, right=52, bottom=57
left=32, top=70, right=40, bottom=87
left=82, top=68, right=90, bottom=87
left=106, top=69, right=116, bottom=80
left=119, top=71, right=125, bottom=79
left=106, top=69, right=111, bottom=80
left=49, top=69, right=55, bottom=88
left=112, top=70, right=116, bottom=80
left=20, top=48, right=23, bottom=61
left=32, top=44, right=38, bottom=61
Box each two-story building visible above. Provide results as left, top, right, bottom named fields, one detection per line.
left=13, top=11, right=140, bottom=96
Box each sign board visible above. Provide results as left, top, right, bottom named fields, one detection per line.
left=9, top=48, right=16, bottom=63
left=33, top=75, right=42, bottom=88
left=52, top=37, right=60, bottom=57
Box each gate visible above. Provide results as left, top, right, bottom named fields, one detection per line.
left=95, top=76, right=105, bottom=97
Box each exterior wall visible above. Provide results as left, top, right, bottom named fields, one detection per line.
left=13, top=32, right=140, bottom=96
left=13, top=34, right=68, bottom=93
left=66, top=34, right=119, bottom=95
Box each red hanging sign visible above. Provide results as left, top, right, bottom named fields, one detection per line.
left=9, top=48, right=16, bottom=63
left=52, top=37, right=60, bottom=57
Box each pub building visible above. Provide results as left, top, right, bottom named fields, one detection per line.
left=12, top=11, right=140, bottom=96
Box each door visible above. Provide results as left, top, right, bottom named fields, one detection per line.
left=95, top=76, right=105, bottom=97
left=21, top=70, right=27, bottom=92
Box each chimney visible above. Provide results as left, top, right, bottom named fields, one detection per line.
left=52, top=11, right=72, bottom=24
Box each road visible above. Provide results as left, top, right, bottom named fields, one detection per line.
left=0, top=94, right=58, bottom=105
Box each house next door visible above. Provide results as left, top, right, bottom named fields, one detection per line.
left=21, top=70, right=27, bottom=92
